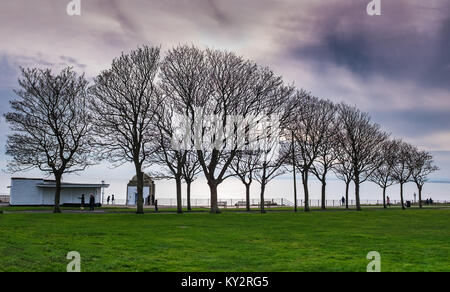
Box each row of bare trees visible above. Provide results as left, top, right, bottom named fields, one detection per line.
left=4, top=45, right=438, bottom=214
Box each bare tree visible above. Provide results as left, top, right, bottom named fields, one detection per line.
left=89, top=46, right=160, bottom=214
left=310, top=101, right=339, bottom=210
left=289, top=93, right=336, bottom=212
left=391, top=141, right=414, bottom=210
left=409, top=148, right=438, bottom=208
left=182, top=151, right=202, bottom=211
left=255, top=142, right=289, bottom=213
left=369, top=140, right=399, bottom=208
left=338, top=104, right=388, bottom=211
left=150, top=96, right=188, bottom=214
left=229, top=151, right=260, bottom=211
left=334, top=157, right=354, bottom=209
left=161, top=45, right=289, bottom=213
left=5, top=67, right=94, bottom=213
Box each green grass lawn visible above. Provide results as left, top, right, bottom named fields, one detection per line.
left=0, top=208, right=448, bottom=272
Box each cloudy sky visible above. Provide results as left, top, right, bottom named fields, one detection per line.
left=0, top=0, right=449, bottom=201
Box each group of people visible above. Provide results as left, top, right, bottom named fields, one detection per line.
left=340, top=196, right=392, bottom=207
left=339, top=194, right=437, bottom=208
left=79, top=194, right=162, bottom=210
left=106, top=195, right=115, bottom=205
left=79, top=194, right=97, bottom=211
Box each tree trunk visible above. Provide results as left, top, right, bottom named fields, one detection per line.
left=382, top=186, right=387, bottom=209
left=53, top=173, right=62, bottom=214
left=302, top=171, right=310, bottom=212
left=418, top=185, right=423, bottom=209
left=345, top=181, right=350, bottom=209
left=355, top=174, right=361, bottom=211
left=400, top=182, right=405, bottom=210
left=208, top=182, right=220, bottom=214
left=187, top=181, right=192, bottom=212
left=135, top=167, right=144, bottom=214
left=260, top=182, right=266, bottom=214
left=293, top=174, right=298, bottom=212
left=176, top=176, right=183, bottom=214
left=245, top=183, right=251, bottom=212
left=292, top=132, right=297, bottom=213
left=321, top=180, right=326, bottom=210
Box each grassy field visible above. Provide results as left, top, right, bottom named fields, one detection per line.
left=0, top=208, right=449, bottom=272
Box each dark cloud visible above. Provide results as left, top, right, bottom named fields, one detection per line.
left=424, top=17, right=450, bottom=88
left=205, top=0, right=229, bottom=24
left=288, top=1, right=450, bottom=90
left=372, top=109, right=450, bottom=138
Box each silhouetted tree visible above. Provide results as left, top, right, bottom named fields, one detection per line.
left=182, top=151, right=202, bottom=211
left=369, top=139, right=400, bottom=208
left=229, top=151, right=260, bottom=211
left=338, top=104, right=388, bottom=211
left=161, top=45, right=289, bottom=213
left=255, top=141, right=289, bottom=213
left=391, top=141, right=414, bottom=210
left=89, top=46, right=160, bottom=214
left=310, top=101, right=339, bottom=210
left=150, top=95, right=188, bottom=214
left=289, top=93, right=336, bottom=212
left=5, top=67, right=94, bottom=213
left=409, top=148, right=438, bottom=208
left=334, top=152, right=354, bottom=209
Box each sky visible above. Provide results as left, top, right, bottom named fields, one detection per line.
left=0, top=0, right=449, bottom=202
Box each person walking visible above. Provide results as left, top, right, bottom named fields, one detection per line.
left=107, top=195, right=110, bottom=205
left=111, top=195, right=115, bottom=205
left=80, top=194, right=85, bottom=211
left=341, top=196, right=345, bottom=206
left=386, top=196, right=391, bottom=207
left=89, top=194, right=95, bottom=211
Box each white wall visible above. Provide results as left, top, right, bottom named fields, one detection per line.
left=10, top=179, right=44, bottom=205
left=127, top=186, right=150, bottom=205
left=42, top=187, right=100, bottom=205
left=10, top=178, right=102, bottom=205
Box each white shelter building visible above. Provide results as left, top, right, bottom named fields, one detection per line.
left=126, top=174, right=156, bottom=206
left=9, top=178, right=109, bottom=206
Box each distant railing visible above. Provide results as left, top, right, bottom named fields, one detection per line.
left=295, top=199, right=450, bottom=207
left=100, top=196, right=449, bottom=208
left=157, top=198, right=292, bottom=208
left=102, top=198, right=127, bottom=206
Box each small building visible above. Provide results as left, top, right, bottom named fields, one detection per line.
left=9, top=178, right=109, bottom=206
left=126, top=174, right=156, bottom=206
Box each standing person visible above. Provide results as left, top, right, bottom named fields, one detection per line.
left=111, top=195, right=115, bottom=205
left=89, top=194, right=95, bottom=211
left=80, top=194, right=85, bottom=211
left=107, top=196, right=110, bottom=205
left=155, top=199, right=158, bottom=212
left=341, top=196, right=345, bottom=206
left=386, top=196, right=391, bottom=207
